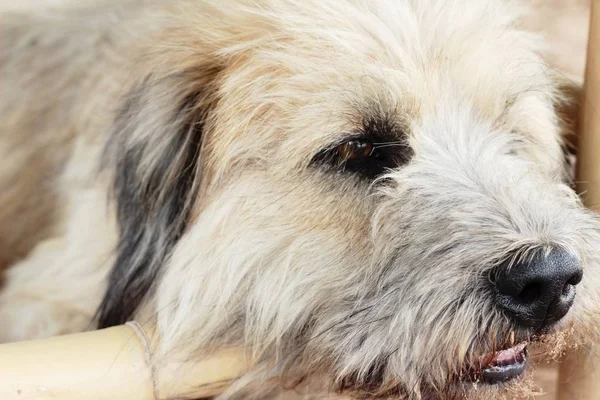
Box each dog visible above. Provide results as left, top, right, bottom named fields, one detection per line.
left=0, top=0, right=599, bottom=398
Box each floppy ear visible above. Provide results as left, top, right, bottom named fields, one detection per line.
left=96, top=68, right=220, bottom=328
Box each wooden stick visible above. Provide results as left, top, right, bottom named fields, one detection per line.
left=0, top=323, right=248, bottom=400
left=575, top=0, right=600, bottom=206
left=558, top=1, right=600, bottom=399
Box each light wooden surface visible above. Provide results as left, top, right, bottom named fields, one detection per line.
left=557, top=1, right=600, bottom=399
left=536, top=364, right=559, bottom=400
left=0, top=326, right=153, bottom=400
left=0, top=324, right=250, bottom=400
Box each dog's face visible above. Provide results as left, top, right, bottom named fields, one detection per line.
left=97, top=0, right=600, bottom=398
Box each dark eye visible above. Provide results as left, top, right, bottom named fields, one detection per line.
left=337, top=140, right=374, bottom=160
left=311, top=136, right=411, bottom=180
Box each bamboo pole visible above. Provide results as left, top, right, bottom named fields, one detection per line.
left=0, top=323, right=248, bottom=400
left=558, top=1, right=600, bottom=399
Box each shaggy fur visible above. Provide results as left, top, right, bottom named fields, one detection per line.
left=0, top=0, right=599, bottom=399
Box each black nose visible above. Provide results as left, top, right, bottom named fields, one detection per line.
left=493, top=248, right=583, bottom=329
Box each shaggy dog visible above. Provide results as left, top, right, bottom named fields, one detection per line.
left=0, top=0, right=598, bottom=398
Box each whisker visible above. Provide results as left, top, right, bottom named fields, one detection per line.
left=373, top=143, right=410, bottom=150
left=372, top=141, right=406, bottom=146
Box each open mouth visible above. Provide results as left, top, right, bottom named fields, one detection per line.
left=471, top=343, right=528, bottom=384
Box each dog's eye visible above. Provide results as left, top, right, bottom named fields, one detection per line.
left=311, top=137, right=410, bottom=180
left=337, top=140, right=374, bottom=160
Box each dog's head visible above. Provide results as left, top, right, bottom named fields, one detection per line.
left=98, top=0, right=600, bottom=398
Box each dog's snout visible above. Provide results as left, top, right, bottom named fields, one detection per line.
left=493, top=249, right=582, bottom=329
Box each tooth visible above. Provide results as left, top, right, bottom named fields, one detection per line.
left=510, top=331, right=515, bottom=346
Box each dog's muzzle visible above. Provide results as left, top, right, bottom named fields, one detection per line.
left=462, top=248, right=583, bottom=385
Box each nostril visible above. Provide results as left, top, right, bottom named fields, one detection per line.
left=567, top=271, right=583, bottom=286
left=517, top=281, right=541, bottom=304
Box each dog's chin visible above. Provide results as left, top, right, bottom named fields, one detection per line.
left=331, top=321, right=578, bottom=399
left=453, top=320, right=577, bottom=398
left=334, top=344, right=531, bottom=400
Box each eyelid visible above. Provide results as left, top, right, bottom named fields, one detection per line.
left=325, top=134, right=374, bottom=152
left=311, top=135, right=368, bottom=162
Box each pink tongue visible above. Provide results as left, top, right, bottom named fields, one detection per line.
left=489, top=343, right=526, bottom=366
left=492, top=348, right=518, bottom=364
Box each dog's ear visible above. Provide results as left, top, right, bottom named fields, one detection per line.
left=96, top=67, right=220, bottom=328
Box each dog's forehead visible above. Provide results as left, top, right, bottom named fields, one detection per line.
left=211, top=0, right=555, bottom=164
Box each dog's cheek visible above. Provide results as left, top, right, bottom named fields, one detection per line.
left=153, top=175, right=375, bottom=359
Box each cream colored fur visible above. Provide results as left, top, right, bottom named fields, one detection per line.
left=0, top=1, right=597, bottom=399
